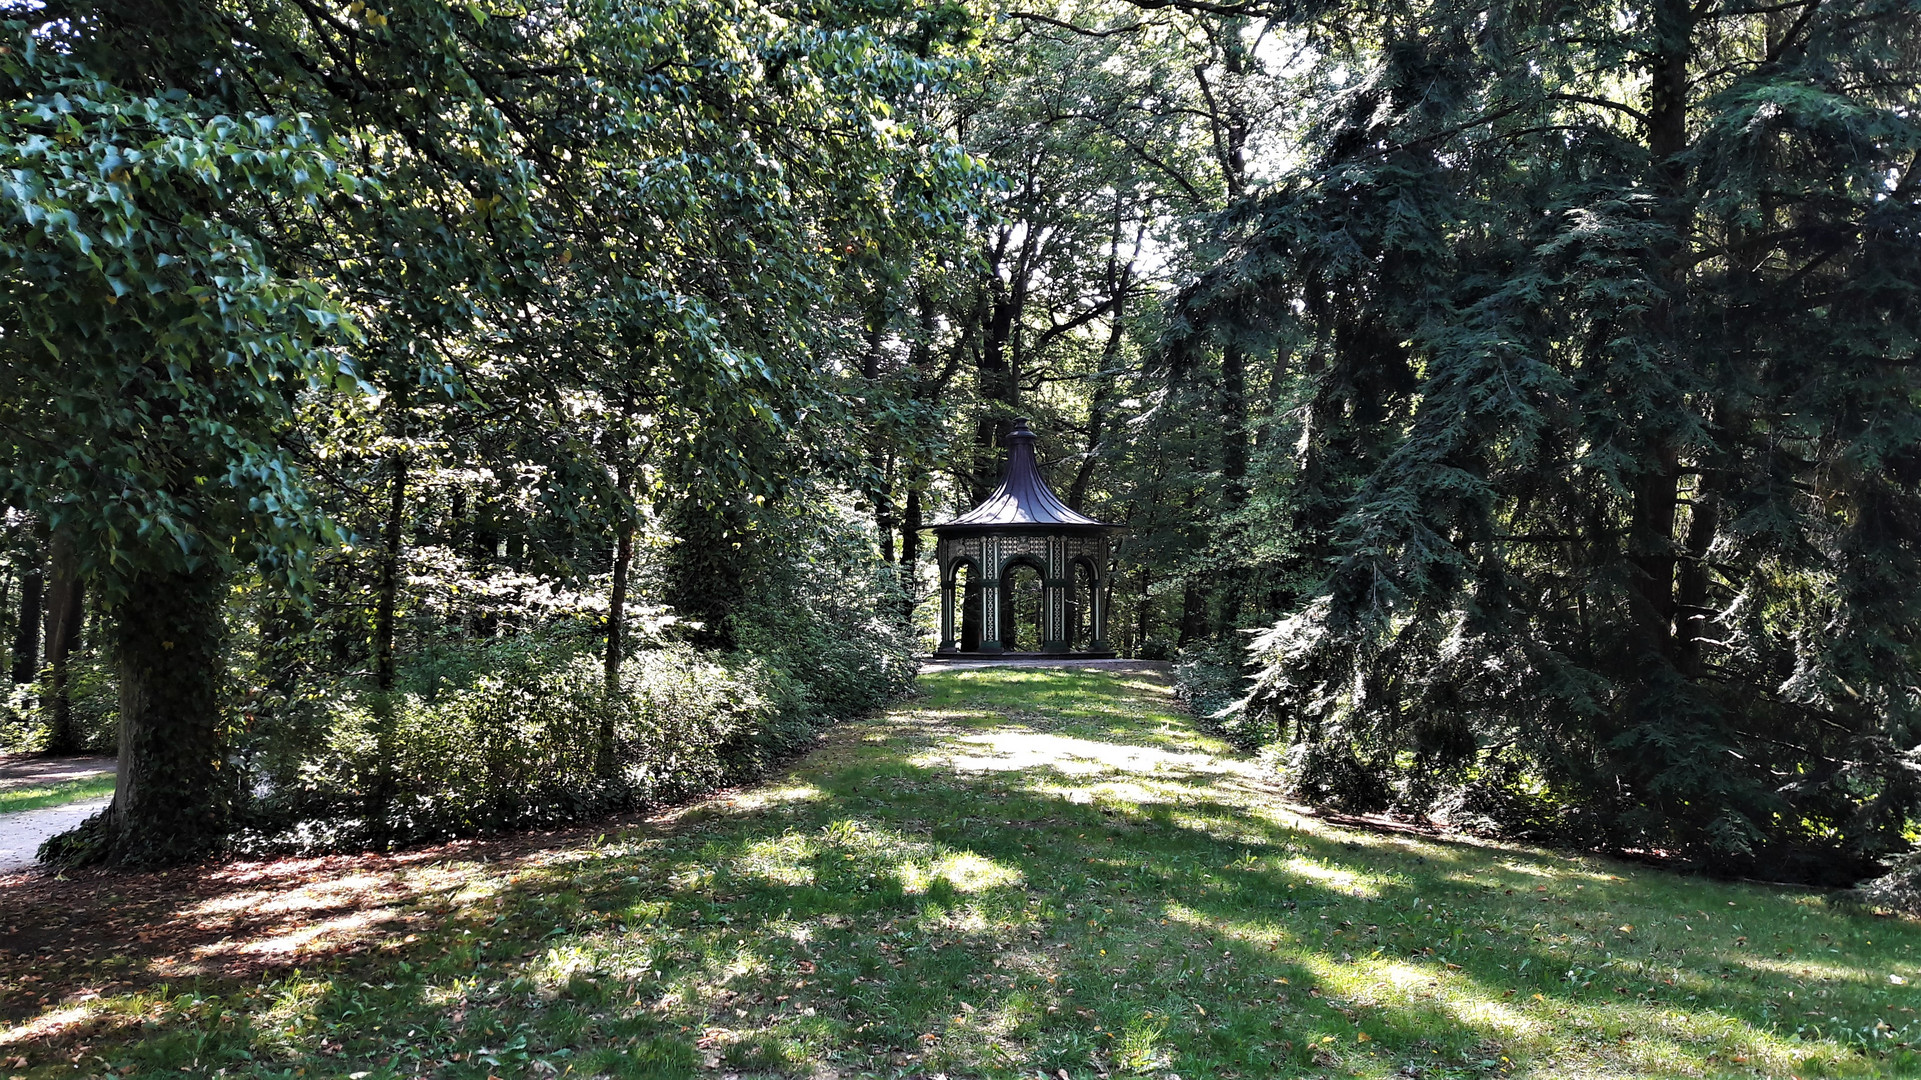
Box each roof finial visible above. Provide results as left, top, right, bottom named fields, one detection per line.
left=930, top=417, right=1115, bottom=530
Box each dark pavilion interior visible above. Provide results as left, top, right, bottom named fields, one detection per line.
left=929, top=419, right=1121, bottom=658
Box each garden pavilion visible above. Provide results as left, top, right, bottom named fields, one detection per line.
left=930, top=419, right=1120, bottom=657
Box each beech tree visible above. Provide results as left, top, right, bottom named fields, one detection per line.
left=3, top=0, right=981, bottom=864
left=0, top=28, right=362, bottom=864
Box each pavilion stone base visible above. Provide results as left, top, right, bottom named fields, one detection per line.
left=926, top=651, right=1118, bottom=662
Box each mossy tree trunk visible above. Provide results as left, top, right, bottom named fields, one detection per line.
left=45, top=567, right=231, bottom=867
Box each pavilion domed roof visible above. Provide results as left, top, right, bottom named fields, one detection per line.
left=934, top=419, right=1115, bottom=531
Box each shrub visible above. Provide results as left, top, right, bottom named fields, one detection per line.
left=1135, top=636, right=1175, bottom=661
left=65, top=662, right=119, bottom=749
left=239, top=644, right=801, bottom=850
left=0, top=683, right=41, bottom=752
left=224, top=481, right=920, bottom=855
left=733, top=587, right=916, bottom=743
left=1279, top=738, right=1393, bottom=814
left=0, top=662, right=117, bottom=753
left=1172, top=640, right=1259, bottom=750
left=1430, top=753, right=1566, bottom=840
left=729, top=485, right=920, bottom=727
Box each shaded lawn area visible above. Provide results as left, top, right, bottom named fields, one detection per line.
left=0, top=774, right=116, bottom=816
left=1, top=667, right=1918, bottom=1078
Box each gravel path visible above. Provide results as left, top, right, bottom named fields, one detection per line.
left=0, top=796, right=108, bottom=872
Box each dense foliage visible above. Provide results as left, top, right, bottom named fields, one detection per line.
left=3, top=0, right=1918, bottom=881
left=2, top=0, right=971, bottom=865
left=1195, top=0, right=1921, bottom=880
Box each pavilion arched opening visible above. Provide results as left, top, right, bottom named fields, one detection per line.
left=946, top=559, right=982, bottom=652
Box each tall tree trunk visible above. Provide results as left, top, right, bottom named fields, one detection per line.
left=448, top=487, right=469, bottom=635
left=1217, top=338, right=1250, bottom=634
left=899, top=478, right=923, bottom=622
left=43, top=566, right=229, bottom=867
left=896, top=283, right=941, bottom=625
left=862, top=280, right=900, bottom=564
left=10, top=527, right=41, bottom=685
left=1177, top=580, right=1208, bottom=645
left=369, top=452, right=408, bottom=844
left=1068, top=234, right=1126, bottom=510
left=876, top=451, right=897, bottom=565
left=601, top=457, right=633, bottom=780
left=1198, top=22, right=1251, bottom=637
left=605, top=471, right=634, bottom=698
left=1196, top=17, right=1250, bottom=202
left=472, top=496, right=499, bottom=638
left=1625, top=0, right=1695, bottom=667
left=41, top=530, right=84, bottom=753
left=973, top=283, right=1019, bottom=498
left=374, top=453, right=408, bottom=693
left=1069, top=215, right=1133, bottom=510
left=1066, top=385, right=1106, bottom=512
left=1135, top=567, right=1155, bottom=654
left=971, top=226, right=1031, bottom=497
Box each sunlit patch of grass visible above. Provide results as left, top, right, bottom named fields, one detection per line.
left=723, top=781, right=826, bottom=811
left=1283, top=854, right=1386, bottom=898
left=0, top=773, right=114, bottom=815
left=897, top=851, right=1023, bottom=894
left=735, top=831, right=820, bottom=886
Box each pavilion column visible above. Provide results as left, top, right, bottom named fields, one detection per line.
left=1090, top=566, right=1112, bottom=653
left=937, top=558, right=957, bottom=654
left=979, top=539, right=1004, bottom=652
left=1041, top=580, right=1068, bottom=653
left=980, top=578, right=1002, bottom=652
left=1041, top=534, right=1068, bottom=654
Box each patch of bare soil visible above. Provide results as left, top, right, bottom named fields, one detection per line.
left=0, top=817, right=649, bottom=1021
left=0, top=756, right=115, bottom=792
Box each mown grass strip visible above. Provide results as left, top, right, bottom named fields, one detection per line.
left=0, top=773, right=114, bottom=816
left=2, top=669, right=1917, bottom=1079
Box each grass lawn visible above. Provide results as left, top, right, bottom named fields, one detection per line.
left=2, top=666, right=1918, bottom=1078
left=0, top=773, right=114, bottom=815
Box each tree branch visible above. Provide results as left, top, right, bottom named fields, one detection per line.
left=1004, top=11, right=1148, bottom=37
left=1549, top=92, right=1650, bottom=125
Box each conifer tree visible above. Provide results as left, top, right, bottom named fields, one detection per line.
left=1178, top=0, right=1921, bottom=875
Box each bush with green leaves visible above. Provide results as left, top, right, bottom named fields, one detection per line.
left=0, top=663, right=116, bottom=754
left=239, top=643, right=808, bottom=850
left=0, top=683, right=40, bottom=753
left=686, top=479, right=921, bottom=738
left=1172, top=640, right=1260, bottom=750
left=227, top=489, right=918, bottom=852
